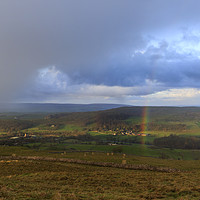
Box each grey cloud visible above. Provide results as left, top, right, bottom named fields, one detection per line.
left=1, top=0, right=200, bottom=102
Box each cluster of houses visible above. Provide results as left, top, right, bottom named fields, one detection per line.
left=113, top=131, right=150, bottom=137
left=93, top=130, right=151, bottom=137
left=10, top=133, right=37, bottom=140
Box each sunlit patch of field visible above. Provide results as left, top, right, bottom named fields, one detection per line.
left=142, top=130, right=173, bottom=137
left=142, top=129, right=200, bottom=137
left=0, top=131, right=7, bottom=135
left=180, top=129, right=200, bottom=136
left=89, top=131, right=112, bottom=136
left=58, top=124, right=83, bottom=131
left=22, top=124, right=84, bottom=135
left=0, top=160, right=19, bottom=163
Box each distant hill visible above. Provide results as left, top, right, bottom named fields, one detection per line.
left=0, top=103, right=128, bottom=113
left=44, top=106, right=200, bottom=133
left=1, top=106, right=200, bottom=134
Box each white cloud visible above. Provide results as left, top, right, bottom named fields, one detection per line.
left=149, top=88, right=200, bottom=99
left=36, top=66, right=69, bottom=92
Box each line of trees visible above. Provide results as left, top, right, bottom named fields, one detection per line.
left=154, top=135, right=200, bottom=149
left=0, top=120, right=35, bottom=133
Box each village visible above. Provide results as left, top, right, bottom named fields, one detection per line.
left=112, top=131, right=151, bottom=137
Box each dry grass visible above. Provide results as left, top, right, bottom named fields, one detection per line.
left=0, top=158, right=200, bottom=199
left=1, top=147, right=200, bottom=199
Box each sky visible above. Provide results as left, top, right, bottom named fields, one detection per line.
left=1, top=0, right=200, bottom=105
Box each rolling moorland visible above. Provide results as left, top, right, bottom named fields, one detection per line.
left=1, top=106, right=200, bottom=199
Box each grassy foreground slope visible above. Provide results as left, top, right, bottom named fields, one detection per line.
left=1, top=146, right=200, bottom=199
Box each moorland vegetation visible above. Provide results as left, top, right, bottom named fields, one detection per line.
left=1, top=106, right=200, bottom=198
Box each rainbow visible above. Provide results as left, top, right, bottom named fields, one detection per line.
left=139, top=106, right=149, bottom=145
left=141, top=106, right=149, bottom=134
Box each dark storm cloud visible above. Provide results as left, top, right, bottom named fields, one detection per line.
left=0, top=0, right=200, bottom=102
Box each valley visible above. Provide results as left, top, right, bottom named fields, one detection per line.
left=1, top=106, right=200, bottom=199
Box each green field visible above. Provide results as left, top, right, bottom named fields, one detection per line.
left=22, top=141, right=200, bottom=160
